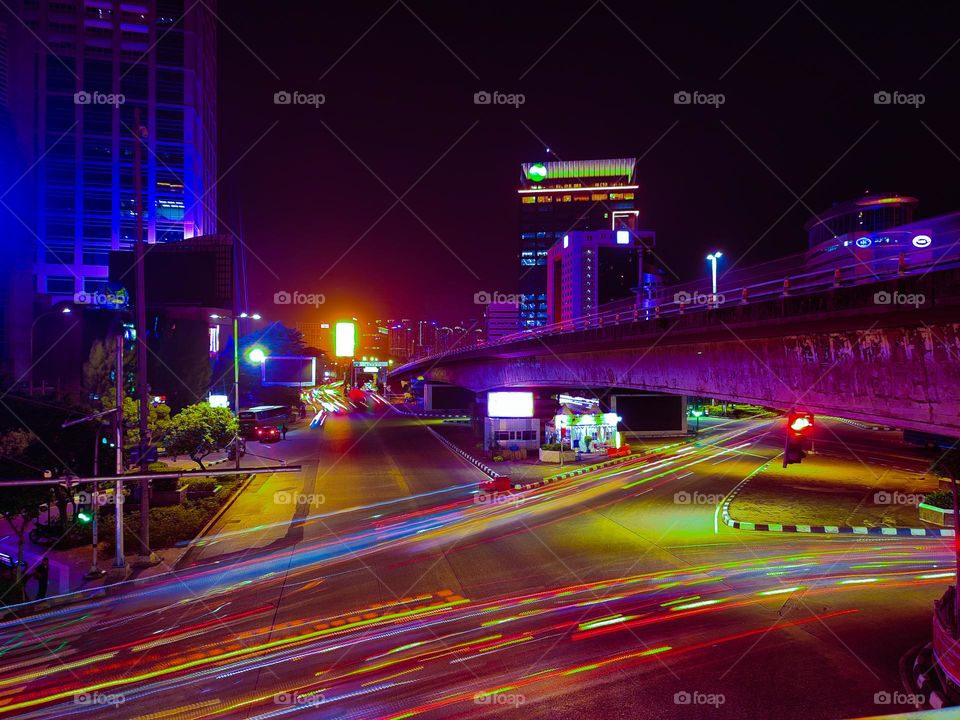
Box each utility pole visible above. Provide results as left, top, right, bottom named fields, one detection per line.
left=114, top=329, right=126, bottom=571
left=132, top=109, right=154, bottom=565
left=233, top=314, right=241, bottom=469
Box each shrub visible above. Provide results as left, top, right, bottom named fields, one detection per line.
left=492, top=455, right=504, bottom=462
left=185, top=480, right=217, bottom=493
left=924, top=490, right=953, bottom=509
left=540, top=443, right=564, bottom=451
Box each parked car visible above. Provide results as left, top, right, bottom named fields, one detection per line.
left=255, top=425, right=280, bottom=443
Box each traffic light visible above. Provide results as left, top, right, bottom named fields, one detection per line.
left=76, top=495, right=93, bottom=524
left=783, top=411, right=814, bottom=467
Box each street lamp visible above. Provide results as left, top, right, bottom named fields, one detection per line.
left=210, top=312, right=263, bottom=469
left=706, top=251, right=723, bottom=297
left=247, top=347, right=267, bottom=364
left=29, top=304, right=74, bottom=394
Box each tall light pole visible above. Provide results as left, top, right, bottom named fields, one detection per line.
left=212, top=312, right=262, bottom=469
left=706, top=251, right=723, bottom=295
left=29, top=306, right=72, bottom=394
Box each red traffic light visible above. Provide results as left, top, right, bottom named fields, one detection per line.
left=787, top=411, right=814, bottom=434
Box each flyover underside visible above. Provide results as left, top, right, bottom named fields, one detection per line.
left=398, top=270, right=960, bottom=436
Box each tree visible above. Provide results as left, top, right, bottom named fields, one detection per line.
left=0, top=484, right=50, bottom=600
left=102, top=395, right=171, bottom=453
left=164, top=403, right=237, bottom=470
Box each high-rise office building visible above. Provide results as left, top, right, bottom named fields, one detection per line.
left=484, top=302, right=519, bottom=342
left=518, top=158, right=639, bottom=327
left=546, top=229, right=657, bottom=323
left=0, top=1, right=217, bottom=379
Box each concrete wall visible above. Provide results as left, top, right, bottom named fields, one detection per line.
left=397, top=269, right=960, bottom=436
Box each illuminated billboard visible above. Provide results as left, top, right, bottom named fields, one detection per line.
left=487, top=391, right=534, bottom=418
left=261, top=356, right=317, bottom=387
left=335, top=321, right=356, bottom=357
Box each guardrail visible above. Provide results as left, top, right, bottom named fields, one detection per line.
left=393, top=241, right=960, bottom=374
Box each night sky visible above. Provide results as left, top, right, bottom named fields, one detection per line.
left=216, top=1, right=960, bottom=325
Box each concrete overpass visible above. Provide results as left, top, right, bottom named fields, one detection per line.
left=393, top=266, right=960, bottom=436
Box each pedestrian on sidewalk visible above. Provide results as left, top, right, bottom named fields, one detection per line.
left=32, top=558, right=49, bottom=601
left=280, top=424, right=288, bottom=440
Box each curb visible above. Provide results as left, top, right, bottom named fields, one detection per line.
left=174, top=472, right=256, bottom=569
left=424, top=427, right=505, bottom=479
left=718, top=461, right=955, bottom=538
left=822, top=416, right=897, bottom=432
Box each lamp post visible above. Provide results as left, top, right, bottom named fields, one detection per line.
left=29, top=305, right=72, bottom=394
left=211, top=312, right=262, bottom=469
left=706, top=251, right=723, bottom=305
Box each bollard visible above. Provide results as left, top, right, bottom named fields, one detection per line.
left=741, top=287, right=748, bottom=304
left=782, top=277, right=790, bottom=296
left=833, top=267, right=841, bottom=288
left=898, top=252, right=906, bottom=276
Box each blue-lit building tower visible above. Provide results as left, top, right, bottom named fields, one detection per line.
left=0, top=0, right=217, bottom=382
left=517, top=158, right=639, bottom=327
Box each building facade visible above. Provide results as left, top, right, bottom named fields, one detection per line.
left=546, top=228, right=656, bottom=324
left=1, top=0, right=217, bottom=380
left=483, top=301, right=519, bottom=342
left=518, top=158, right=639, bottom=327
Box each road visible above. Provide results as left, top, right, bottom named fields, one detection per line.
left=0, top=408, right=951, bottom=719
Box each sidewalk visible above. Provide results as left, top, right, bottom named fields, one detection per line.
left=725, top=451, right=939, bottom=531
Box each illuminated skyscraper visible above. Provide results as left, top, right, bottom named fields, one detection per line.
left=0, top=0, right=217, bottom=380
left=518, top=158, right=638, bottom=326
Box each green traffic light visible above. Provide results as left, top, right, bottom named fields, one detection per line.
left=77, top=510, right=93, bottom=524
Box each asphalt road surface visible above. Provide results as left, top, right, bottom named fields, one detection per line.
left=0, top=407, right=950, bottom=719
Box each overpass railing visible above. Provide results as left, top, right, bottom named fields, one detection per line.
left=394, top=239, right=960, bottom=373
